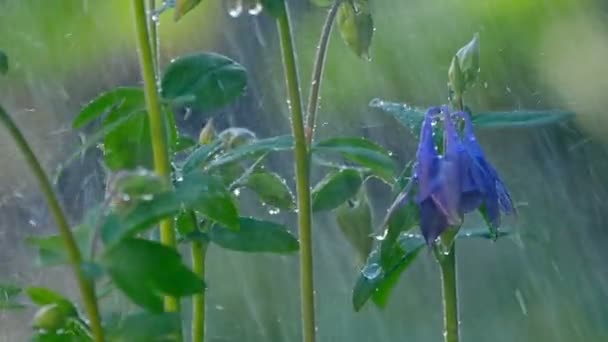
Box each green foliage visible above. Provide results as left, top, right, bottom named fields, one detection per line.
left=260, top=0, right=285, bottom=17
left=25, top=225, right=93, bottom=267
left=208, top=135, right=294, bottom=169
left=161, top=53, right=247, bottom=110
left=337, top=0, right=374, bottom=59
left=0, top=283, right=25, bottom=310
left=101, top=238, right=205, bottom=312
left=174, top=0, right=204, bottom=21
left=334, top=186, right=374, bottom=264
left=106, top=312, right=180, bottom=341
left=310, top=0, right=334, bottom=7
left=312, top=137, right=396, bottom=182
left=312, top=168, right=363, bottom=212
left=72, top=87, right=145, bottom=129
left=243, top=172, right=295, bottom=209
left=209, top=217, right=299, bottom=253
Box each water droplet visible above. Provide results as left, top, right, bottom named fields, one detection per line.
left=247, top=2, right=263, bottom=15
left=268, top=207, right=281, bottom=215
left=515, top=289, right=528, bottom=316
left=215, top=305, right=224, bottom=311
left=374, top=229, right=388, bottom=241
left=368, top=98, right=384, bottom=108
left=120, top=194, right=131, bottom=202
left=484, top=81, right=488, bottom=88
left=151, top=14, right=160, bottom=23
left=228, top=0, right=243, bottom=17
left=233, top=188, right=241, bottom=197
left=361, top=263, right=383, bottom=280
left=28, top=219, right=37, bottom=227
left=141, top=194, right=154, bottom=201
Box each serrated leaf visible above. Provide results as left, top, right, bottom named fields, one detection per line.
left=244, top=172, right=295, bottom=209
left=312, top=137, right=396, bottom=182
left=312, top=169, right=362, bottom=212
left=209, top=217, right=298, bottom=253
left=208, top=135, right=294, bottom=169
left=25, top=287, right=77, bottom=317
left=337, top=1, right=374, bottom=59
left=161, top=53, right=247, bottom=110
left=73, top=87, right=145, bottom=129
left=101, top=171, right=239, bottom=245
left=174, top=0, right=203, bottom=21
left=101, top=238, right=205, bottom=312
left=107, top=312, right=180, bottom=342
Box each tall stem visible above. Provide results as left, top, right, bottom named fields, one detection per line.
left=131, top=0, right=180, bottom=314
left=146, top=0, right=160, bottom=79
left=305, top=0, right=340, bottom=144
left=0, top=106, right=105, bottom=342
left=439, top=244, right=460, bottom=342
left=191, top=240, right=207, bottom=342
left=276, top=5, right=317, bottom=342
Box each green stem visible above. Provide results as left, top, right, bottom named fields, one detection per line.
left=439, top=244, right=460, bottom=342
left=191, top=240, right=207, bottom=342
left=0, top=105, right=105, bottom=342
left=305, top=0, right=340, bottom=144
left=132, top=0, right=180, bottom=314
left=276, top=5, right=317, bottom=342
left=146, top=0, right=160, bottom=79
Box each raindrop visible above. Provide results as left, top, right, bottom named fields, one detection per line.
left=151, top=14, right=160, bottom=23
left=233, top=188, right=241, bottom=197
left=515, top=289, right=528, bottom=316
left=228, top=0, right=244, bottom=17
left=141, top=194, right=154, bottom=201
left=368, top=98, right=384, bottom=108
left=247, top=2, right=263, bottom=15
left=28, top=219, right=37, bottom=227
left=374, top=229, right=388, bottom=241
left=268, top=207, right=281, bottom=215
left=120, top=194, right=131, bottom=202
left=215, top=305, right=224, bottom=311
left=484, top=81, right=488, bottom=88
left=361, top=263, right=383, bottom=280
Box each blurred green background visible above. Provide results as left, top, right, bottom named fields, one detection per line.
left=1, top=0, right=608, bottom=341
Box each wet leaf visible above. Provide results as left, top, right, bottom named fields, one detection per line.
left=335, top=186, right=373, bottom=264
left=25, top=224, right=93, bottom=267
left=107, top=312, right=180, bottom=342
left=471, top=110, right=575, bottom=128
left=101, top=171, right=239, bottom=245
left=0, top=50, right=8, bottom=75
left=244, top=172, right=295, bottom=209
left=73, top=87, right=145, bottom=129
left=103, top=105, right=153, bottom=170
left=337, top=0, right=374, bottom=59
left=32, top=304, right=70, bottom=331
left=312, top=169, right=363, bottom=212
left=209, top=217, right=298, bottom=253
left=25, top=287, right=77, bottom=317
left=312, top=137, right=396, bottom=182
left=161, top=53, right=247, bottom=111
left=175, top=210, right=198, bottom=236
left=208, top=135, right=293, bottom=169
left=101, top=238, right=205, bottom=312
left=181, top=140, right=222, bottom=174
left=174, top=0, right=203, bottom=21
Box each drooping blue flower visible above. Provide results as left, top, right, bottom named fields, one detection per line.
left=385, top=106, right=514, bottom=245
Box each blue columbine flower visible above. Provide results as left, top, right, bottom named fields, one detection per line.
left=385, top=106, right=514, bottom=245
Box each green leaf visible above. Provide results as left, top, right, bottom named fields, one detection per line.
left=209, top=217, right=298, bottom=253
left=175, top=135, right=197, bottom=152
left=312, top=137, right=395, bottom=182
left=334, top=186, right=373, bottom=264
left=25, top=225, right=93, bottom=267
left=260, top=0, right=285, bottom=17
left=0, top=283, right=25, bottom=310
left=161, top=53, right=247, bottom=111
left=103, top=105, right=153, bottom=170
left=370, top=99, right=575, bottom=133
left=73, top=87, right=145, bottom=129
left=25, top=287, right=77, bottom=317
left=107, top=312, right=180, bottom=342
left=174, top=0, right=203, bottom=21
left=471, top=110, right=575, bottom=128
left=181, top=140, right=222, bottom=174
left=175, top=210, right=198, bottom=236
left=352, top=234, right=425, bottom=311
left=0, top=50, right=8, bottom=75
left=101, top=238, right=205, bottom=312
left=243, top=172, right=295, bottom=209
left=310, top=0, right=334, bottom=7
left=208, top=135, right=294, bottom=169
left=101, top=171, right=239, bottom=245
left=337, top=0, right=374, bottom=59
left=108, top=169, right=168, bottom=199
left=312, top=169, right=363, bottom=212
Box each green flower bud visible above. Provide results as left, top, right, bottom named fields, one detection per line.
left=198, top=118, right=216, bottom=145
left=454, top=33, right=480, bottom=91
left=337, top=0, right=374, bottom=60
left=32, top=304, right=68, bottom=331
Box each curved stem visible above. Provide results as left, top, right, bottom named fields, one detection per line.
left=0, top=106, right=105, bottom=342
left=276, top=5, right=317, bottom=342
left=439, top=244, right=460, bottom=342
left=191, top=240, right=207, bottom=342
left=132, top=0, right=180, bottom=314
left=305, top=0, right=340, bottom=144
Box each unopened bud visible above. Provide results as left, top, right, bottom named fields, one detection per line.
left=218, top=127, right=256, bottom=149
left=32, top=304, right=68, bottom=331
left=455, top=33, right=480, bottom=90
left=198, top=118, right=216, bottom=145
